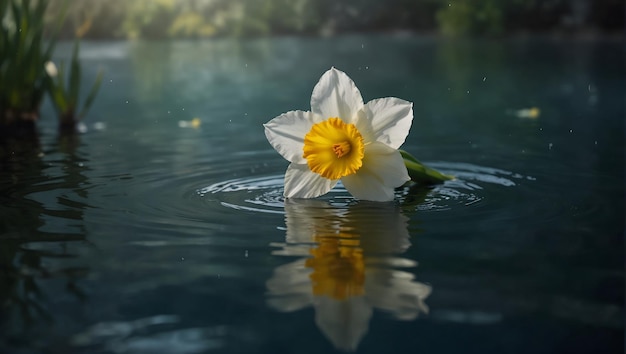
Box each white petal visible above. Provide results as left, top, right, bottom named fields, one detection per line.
left=310, top=67, right=364, bottom=123
left=284, top=163, right=338, bottom=199
left=264, top=110, right=322, bottom=164
left=341, top=142, right=409, bottom=202
left=357, top=97, right=413, bottom=148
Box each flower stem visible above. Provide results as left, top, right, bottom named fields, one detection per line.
left=399, top=149, right=454, bottom=185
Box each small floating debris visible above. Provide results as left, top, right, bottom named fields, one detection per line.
left=76, top=121, right=107, bottom=133
left=512, top=107, right=541, bottom=119
left=93, top=121, right=107, bottom=131
left=178, top=117, right=201, bottom=129
left=77, top=122, right=88, bottom=133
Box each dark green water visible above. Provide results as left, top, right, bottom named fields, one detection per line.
left=1, top=35, right=624, bottom=353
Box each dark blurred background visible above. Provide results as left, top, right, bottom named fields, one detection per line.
left=45, top=0, right=623, bottom=39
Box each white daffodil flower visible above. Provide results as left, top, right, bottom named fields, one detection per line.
left=264, top=67, right=413, bottom=202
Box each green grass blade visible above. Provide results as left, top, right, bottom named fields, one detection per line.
left=57, top=61, right=67, bottom=96
left=78, top=70, right=103, bottom=119
left=68, top=40, right=81, bottom=106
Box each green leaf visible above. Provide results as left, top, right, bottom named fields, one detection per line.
left=78, top=69, right=103, bottom=120
left=399, top=149, right=454, bottom=185
left=68, top=40, right=81, bottom=105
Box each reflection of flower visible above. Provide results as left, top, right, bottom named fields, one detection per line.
left=264, top=68, right=413, bottom=201
left=307, top=236, right=365, bottom=300
left=267, top=199, right=431, bottom=351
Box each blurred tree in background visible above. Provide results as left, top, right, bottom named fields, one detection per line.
left=42, top=0, right=623, bottom=39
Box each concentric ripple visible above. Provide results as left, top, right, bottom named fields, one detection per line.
left=197, top=162, right=534, bottom=214
left=198, top=176, right=286, bottom=214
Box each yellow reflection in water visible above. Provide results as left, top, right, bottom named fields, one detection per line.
left=267, top=199, right=431, bottom=351
left=306, top=236, right=365, bottom=300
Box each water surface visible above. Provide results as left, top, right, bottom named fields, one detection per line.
left=1, top=35, right=623, bottom=353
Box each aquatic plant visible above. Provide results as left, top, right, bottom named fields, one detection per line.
left=0, top=0, right=53, bottom=129
left=0, top=0, right=102, bottom=136
left=46, top=41, right=103, bottom=132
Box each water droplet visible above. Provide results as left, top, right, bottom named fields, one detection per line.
left=466, top=90, right=470, bottom=94
left=361, top=44, right=364, bottom=49
left=181, top=257, right=185, bottom=261
left=569, top=129, right=573, bottom=133
left=594, top=141, right=598, bottom=145
left=483, top=77, right=487, bottom=81
left=548, top=143, right=553, bottom=150
left=244, top=250, right=249, bottom=258
left=125, top=100, right=129, bottom=104
left=365, top=66, right=369, bottom=70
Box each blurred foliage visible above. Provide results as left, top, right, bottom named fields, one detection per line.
left=0, top=0, right=102, bottom=134
left=436, top=0, right=506, bottom=37
left=122, top=0, right=176, bottom=39
left=0, top=0, right=56, bottom=127
left=46, top=41, right=103, bottom=127
left=44, top=0, right=623, bottom=40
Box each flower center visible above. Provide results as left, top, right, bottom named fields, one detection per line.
left=332, top=141, right=351, bottom=158
left=303, top=117, right=364, bottom=180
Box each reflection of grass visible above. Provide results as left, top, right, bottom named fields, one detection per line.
left=0, top=238, right=88, bottom=331
left=0, top=137, right=89, bottom=335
